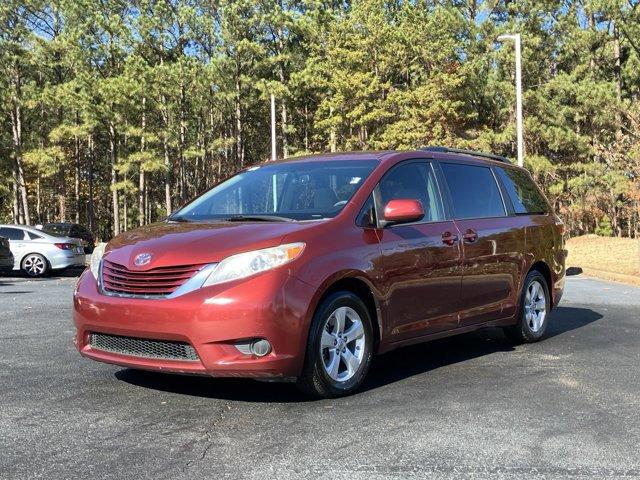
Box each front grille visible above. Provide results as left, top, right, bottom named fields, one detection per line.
left=101, top=259, right=203, bottom=297
left=89, top=332, right=199, bottom=361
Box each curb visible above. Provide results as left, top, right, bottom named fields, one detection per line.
left=578, top=267, right=640, bottom=287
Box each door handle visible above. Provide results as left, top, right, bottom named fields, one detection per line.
left=463, top=229, right=478, bottom=243
left=441, top=231, right=458, bottom=246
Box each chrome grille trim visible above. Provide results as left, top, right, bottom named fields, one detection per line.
left=101, top=259, right=203, bottom=297
left=89, top=332, right=199, bottom=361
left=98, top=260, right=218, bottom=299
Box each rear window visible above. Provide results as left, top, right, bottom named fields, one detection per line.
left=495, top=167, right=548, bottom=215
left=43, top=224, right=69, bottom=235
left=441, top=163, right=506, bottom=219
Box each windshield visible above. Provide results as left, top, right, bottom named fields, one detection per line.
left=171, top=159, right=377, bottom=222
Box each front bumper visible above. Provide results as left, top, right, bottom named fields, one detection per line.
left=73, top=268, right=316, bottom=379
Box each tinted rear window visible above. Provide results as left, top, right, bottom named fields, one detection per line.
left=441, top=163, right=506, bottom=219
left=495, top=167, right=548, bottom=214
left=43, top=224, right=69, bottom=235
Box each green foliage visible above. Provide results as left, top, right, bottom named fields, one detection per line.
left=0, top=0, right=638, bottom=239
left=595, top=218, right=613, bottom=237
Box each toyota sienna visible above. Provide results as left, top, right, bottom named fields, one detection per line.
left=73, top=147, right=566, bottom=397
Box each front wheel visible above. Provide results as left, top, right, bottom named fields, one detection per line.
left=503, top=270, right=550, bottom=344
left=21, top=253, right=49, bottom=277
left=297, top=292, right=374, bottom=398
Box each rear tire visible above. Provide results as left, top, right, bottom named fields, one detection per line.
left=297, top=291, right=374, bottom=398
left=503, top=270, right=550, bottom=344
left=21, top=253, right=49, bottom=278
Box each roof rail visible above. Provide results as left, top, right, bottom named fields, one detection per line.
left=419, top=146, right=511, bottom=164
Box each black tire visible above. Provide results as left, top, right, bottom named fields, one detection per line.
left=297, top=291, right=374, bottom=398
left=21, top=253, right=49, bottom=278
left=503, top=270, right=550, bottom=344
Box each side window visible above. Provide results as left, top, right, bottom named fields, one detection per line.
left=26, top=231, right=43, bottom=240
left=356, top=194, right=376, bottom=227
left=378, top=162, right=444, bottom=222
left=441, top=163, right=506, bottom=219
left=0, top=228, right=26, bottom=240
left=495, top=167, right=548, bottom=215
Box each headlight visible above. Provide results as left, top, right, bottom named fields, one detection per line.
left=89, top=243, right=106, bottom=279
left=201, top=242, right=305, bottom=287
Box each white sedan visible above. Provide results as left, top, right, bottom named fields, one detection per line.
left=0, top=224, right=86, bottom=277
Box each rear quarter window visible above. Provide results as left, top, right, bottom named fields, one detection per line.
left=495, top=167, right=548, bottom=215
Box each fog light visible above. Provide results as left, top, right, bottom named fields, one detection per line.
left=251, top=339, right=271, bottom=357
left=234, top=339, right=272, bottom=357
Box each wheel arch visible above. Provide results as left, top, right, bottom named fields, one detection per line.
left=309, top=274, right=383, bottom=354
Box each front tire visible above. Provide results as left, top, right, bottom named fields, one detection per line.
left=21, top=253, right=49, bottom=277
left=297, top=291, right=374, bottom=398
left=504, top=270, right=550, bottom=344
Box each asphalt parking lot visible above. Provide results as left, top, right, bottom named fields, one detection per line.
left=1, top=271, right=639, bottom=480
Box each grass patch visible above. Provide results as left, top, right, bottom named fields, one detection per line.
left=566, top=235, right=640, bottom=277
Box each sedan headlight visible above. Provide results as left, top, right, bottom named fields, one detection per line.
left=201, top=242, right=305, bottom=288
left=89, top=243, right=106, bottom=279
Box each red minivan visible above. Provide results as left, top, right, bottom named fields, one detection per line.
left=74, top=147, right=566, bottom=397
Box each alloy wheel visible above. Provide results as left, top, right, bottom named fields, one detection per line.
left=320, top=306, right=366, bottom=382
left=23, top=255, right=46, bottom=277
left=524, top=280, right=546, bottom=333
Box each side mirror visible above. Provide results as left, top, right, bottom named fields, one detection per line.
left=382, top=199, right=424, bottom=226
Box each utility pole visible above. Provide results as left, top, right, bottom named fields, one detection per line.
left=497, top=33, right=524, bottom=168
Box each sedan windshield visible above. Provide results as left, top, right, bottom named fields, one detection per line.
left=171, top=159, right=377, bottom=222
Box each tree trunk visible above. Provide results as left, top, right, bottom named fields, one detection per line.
left=281, top=103, right=289, bottom=158
left=613, top=21, right=622, bottom=136
left=329, top=106, right=337, bottom=152
left=9, top=80, right=30, bottom=225
left=75, top=114, right=81, bottom=224
left=36, top=171, right=41, bottom=222
left=87, top=134, right=95, bottom=234
left=12, top=166, right=20, bottom=224
left=123, top=193, right=128, bottom=232
left=109, top=121, right=120, bottom=236
left=179, top=80, right=187, bottom=201
left=235, top=58, right=244, bottom=167
left=139, top=97, right=146, bottom=227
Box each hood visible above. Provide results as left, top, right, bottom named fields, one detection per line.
left=104, top=221, right=313, bottom=269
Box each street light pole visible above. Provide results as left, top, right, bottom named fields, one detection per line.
left=497, top=33, right=524, bottom=168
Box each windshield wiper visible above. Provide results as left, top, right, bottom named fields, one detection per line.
left=167, top=215, right=191, bottom=223
left=224, top=215, right=295, bottom=222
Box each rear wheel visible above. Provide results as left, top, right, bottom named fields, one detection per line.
left=504, top=270, right=550, bottom=344
left=297, top=291, right=374, bottom=398
left=21, top=253, right=49, bottom=278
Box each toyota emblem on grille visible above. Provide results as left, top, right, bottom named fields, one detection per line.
left=134, top=252, right=152, bottom=267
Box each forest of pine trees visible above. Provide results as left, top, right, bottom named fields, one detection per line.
left=1, top=0, right=639, bottom=240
